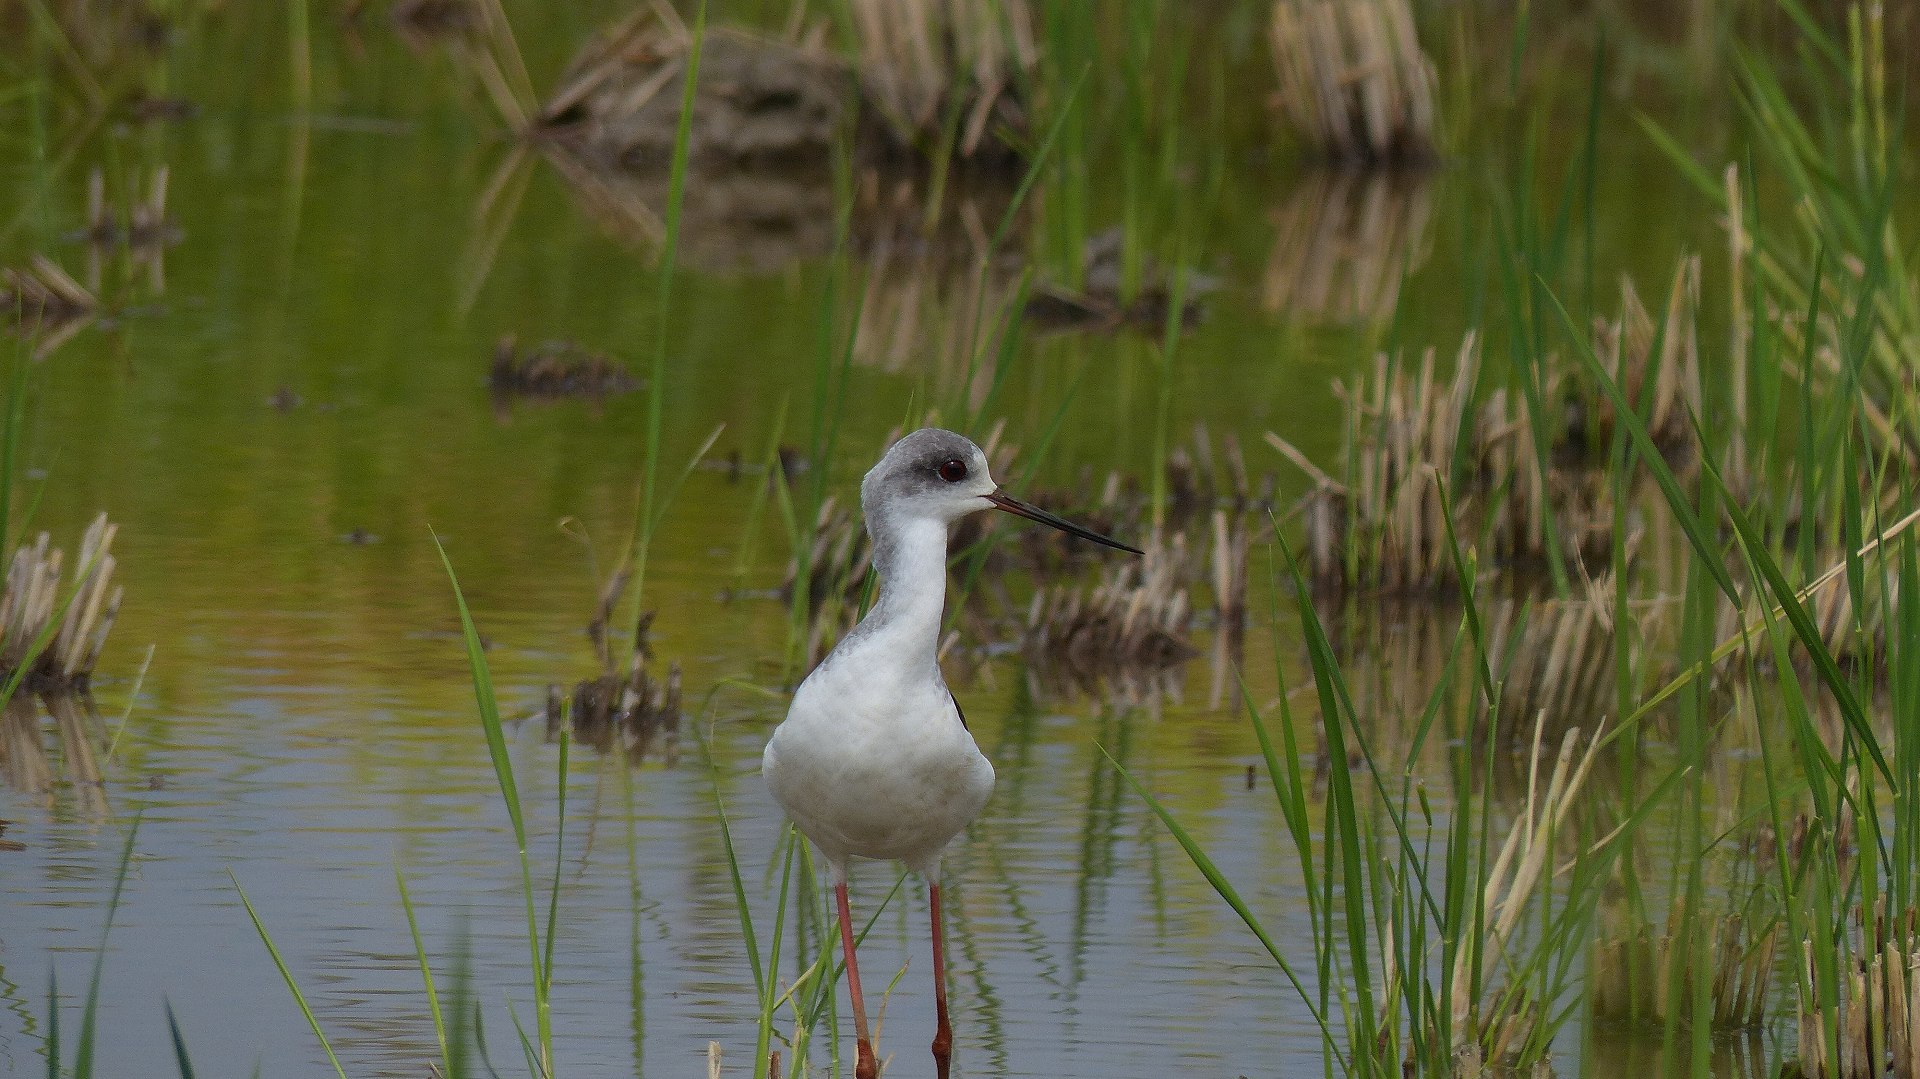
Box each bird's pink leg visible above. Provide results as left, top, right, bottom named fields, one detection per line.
left=930, top=881, right=953, bottom=1079
left=836, top=880, right=878, bottom=1079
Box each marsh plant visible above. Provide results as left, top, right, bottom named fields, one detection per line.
left=23, top=2, right=1920, bottom=1078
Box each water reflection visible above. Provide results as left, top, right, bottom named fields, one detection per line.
left=527, top=9, right=1039, bottom=284
left=0, top=693, right=108, bottom=820
left=0, top=9, right=1753, bottom=1079
left=1263, top=169, right=1433, bottom=325
left=2, top=258, right=99, bottom=360
left=1585, top=1023, right=1769, bottom=1079
left=76, top=167, right=177, bottom=296
left=850, top=198, right=1020, bottom=413
left=5, top=163, right=175, bottom=360
left=541, top=141, right=840, bottom=272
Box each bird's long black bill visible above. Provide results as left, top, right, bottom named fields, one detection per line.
left=985, top=490, right=1143, bottom=555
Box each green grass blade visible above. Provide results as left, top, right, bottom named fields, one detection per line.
left=102, top=643, right=156, bottom=762
left=74, top=813, right=140, bottom=1079
left=1538, top=279, right=1739, bottom=599
left=1712, top=456, right=1891, bottom=786
left=695, top=706, right=765, bottom=1000
left=44, top=968, right=58, bottom=1079
left=430, top=530, right=549, bottom=1071
left=1635, top=114, right=1727, bottom=203
left=163, top=999, right=196, bottom=1079
left=472, top=1000, right=507, bottom=1079
left=231, top=872, right=348, bottom=1079
left=1545, top=277, right=1893, bottom=784
left=506, top=999, right=541, bottom=1076
left=431, top=532, right=524, bottom=842
left=543, top=730, right=571, bottom=1000
left=630, top=0, right=707, bottom=616
left=1104, top=745, right=1345, bottom=1069
left=395, top=865, right=449, bottom=1071
left=755, top=825, right=799, bottom=1079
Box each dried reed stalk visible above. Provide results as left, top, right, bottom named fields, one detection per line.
left=0, top=513, right=122, bottom=692
left=543, top=15, right=848, bottom=165
left=1716, top=161, right=1906, bottom=454
left=1301, top=336, right=1478, bottom=592
left=84, top=166, right=173, bottom=249
left=69, top=166, right=176, bottom=308
left=1269, top=0, right=1438, bottom=166
left=1211, top=509, right=1251, bottom=622
left=546, top=574, right=681, bottom=760
left=2, top=256, right=97, bottom=324
left=1373, top=341, right=1473, bottom=587
left=541, top=8, right=689, bottom=133
left=849, top=0, right=1036, bottom=158
left=1023, top=531, right=1198, bottom=673
left=1712, top=556, right=1890, bottom=671
left=1475, top=378, right=1560, bottom=570
left=1592, top=914, right=1777, bottom=1029
left=81, top=166, right=163, bottom=249
left=1792, top=904, right=1920, bottom=1079
left=1166, top=424, right=1272, bottom=521
left=1479, top=574, right=1643, bottom=738
left=1275, top=330, right=1631, bottom=594
left=1449, top=718, right=1605, bottom=1064
left=1580, top=254, right=1705, bottom=455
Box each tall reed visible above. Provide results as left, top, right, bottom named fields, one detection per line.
left=627, top=0, right=707, bottom=633
left=1120, top=508, right=1669, bottom=1074
left=434, top=533, right=569, bottom=1075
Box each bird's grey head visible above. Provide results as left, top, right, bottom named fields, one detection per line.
left=861, top=428, right=997, bottom=524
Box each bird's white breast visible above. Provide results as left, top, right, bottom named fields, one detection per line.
left=764, top=645, right=995, bottom=874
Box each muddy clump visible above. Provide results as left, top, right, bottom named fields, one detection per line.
left=0, top=514, right=122, bottom=696
left=489, top=336, right=641, bottom=398
left=541, top=5, right=1035, bottom=168
left=1024, top=229, right=1215, bottom=334
left=545, top=576, right=682, bottom=763
left=532, top=9, right=1039, bottom=272
left=1022, top=534, right=1200, bottom=676
left=547, top=656, right=680, bottom=761
left=542, top=22, right=850, bottom=168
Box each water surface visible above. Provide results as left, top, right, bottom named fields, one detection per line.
left=0, top=7, right=1737, bottom=1076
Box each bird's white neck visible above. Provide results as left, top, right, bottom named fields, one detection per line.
left=858, top=513, right=951, bottom=672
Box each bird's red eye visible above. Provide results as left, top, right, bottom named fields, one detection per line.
left=938, top=459, right=968, bottom=482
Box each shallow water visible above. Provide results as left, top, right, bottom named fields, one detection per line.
left=0, top=7, right=1750, bottom=1078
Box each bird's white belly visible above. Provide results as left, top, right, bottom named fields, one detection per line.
left=765, top=672, right=994, bottom=872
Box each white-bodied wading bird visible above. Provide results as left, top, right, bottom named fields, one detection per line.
left=762, top=428, right=1140, bottom=1079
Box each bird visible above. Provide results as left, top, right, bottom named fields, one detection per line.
left=763, top=428, right=1141, bottom=1079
